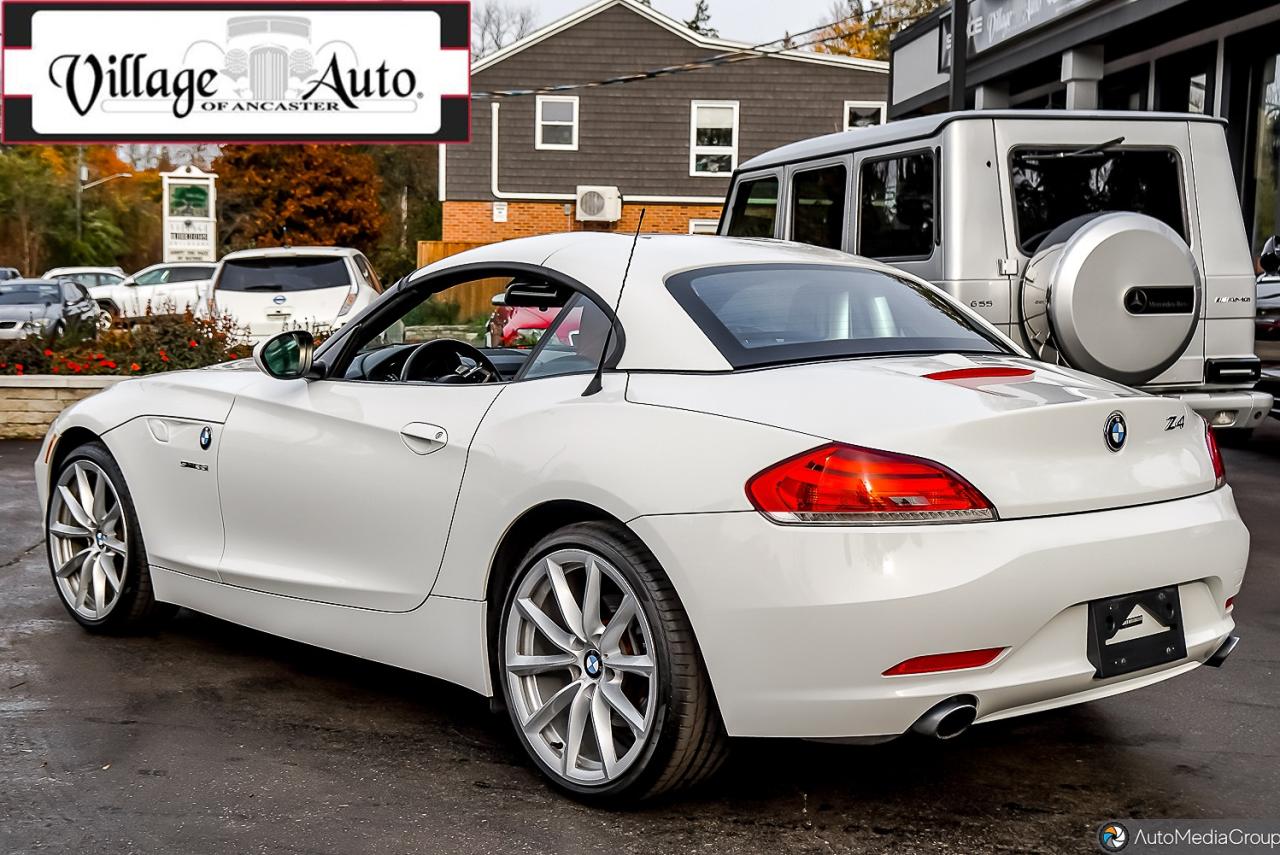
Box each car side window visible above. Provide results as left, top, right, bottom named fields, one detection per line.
left=791, top=163, right=847, bottom=250
left=858, top=151, right=936, bottom=259
left=354, top=255, right=382, bottom=292
left=521, top=294, right=617, bottom=380
left=134, top=269, right=167, bottom=286
left=725, top=175, right=779, bottom=238
left=61, top=282, right=80, bottom=302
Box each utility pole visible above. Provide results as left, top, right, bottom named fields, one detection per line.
left=949, top=0, right=969, bottom=111
left=75, top=146, right=84, bottom=242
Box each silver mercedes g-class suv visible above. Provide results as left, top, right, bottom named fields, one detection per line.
left=721, top=110, right=1271, bottom=435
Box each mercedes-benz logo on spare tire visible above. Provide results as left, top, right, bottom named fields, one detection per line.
left=1104, top=412, right=1127, bottom=453
left=1124, top=288, right=1149, bottom=314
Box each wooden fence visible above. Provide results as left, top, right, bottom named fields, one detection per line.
left=416, top=240, right=507, bottom=321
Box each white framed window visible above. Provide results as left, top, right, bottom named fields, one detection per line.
left=688, top=218, right=720, bottom=234
left=690, top=100, right=739, bottom=177
left=536, top=95, right=579, bottom=151
left=844, top=100, right=887, bottom=130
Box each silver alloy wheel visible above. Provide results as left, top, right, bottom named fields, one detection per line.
left=504, top=548, right=658, bottom=786
left=47, top=460, right=128, bottom=621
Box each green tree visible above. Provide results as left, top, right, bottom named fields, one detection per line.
left=685, top=0, right=717, bottom=37
left=0, top=148, right=65, bottom=273
left=367, top=146, right=442, bottom=281
left=214, top=145, right=386, bottom=255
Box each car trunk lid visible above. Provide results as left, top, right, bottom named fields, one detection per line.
left=627, top=354, right=1218, bottom=519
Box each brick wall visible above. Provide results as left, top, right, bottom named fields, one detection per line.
left=0, top=376, right=127, bottom=440
left=442, top=200, right=723, bottom=243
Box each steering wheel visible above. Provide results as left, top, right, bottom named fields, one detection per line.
left=400, top=339, right=501, bottom=384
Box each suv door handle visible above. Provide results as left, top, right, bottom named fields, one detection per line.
left=400, top=422, right=448, bottom=455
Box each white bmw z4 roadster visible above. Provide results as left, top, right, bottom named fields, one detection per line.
left=36, top=234, right=1247, bottom=801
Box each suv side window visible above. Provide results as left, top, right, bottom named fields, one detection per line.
left=858, top=151, right=935, bottom=259
left=791, top=163, right=847, bottom=250
left=725, top=175, right=779, bottom=238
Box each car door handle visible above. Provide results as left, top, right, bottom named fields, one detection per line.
left=400, top=422, right=448, bottom=455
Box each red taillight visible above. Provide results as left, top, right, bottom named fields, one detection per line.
left=883, top=647, right=1005, bottom=676
left=924, top=367, right=1035, bottom=382
left=336, top=283, right=359, bottom=318
left=746, top=443, right=996, bottom=525
left=1225, top=596, right=1235, bottom=611
left=1204, top=418, right=1226, bottom=488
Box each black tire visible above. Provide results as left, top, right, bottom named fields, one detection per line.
left=46, top=442, right=175, bottom=633
left=497, top=521, right=728, bottom=802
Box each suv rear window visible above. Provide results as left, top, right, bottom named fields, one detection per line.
left=1010, top=147, right=1186, bottom=254
left=666, top=263, right=1006, bottom=369
left=217, top=257, right=351, bottom=292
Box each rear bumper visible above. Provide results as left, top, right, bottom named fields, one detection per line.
left=630, top=488, right=1247, bottom=739
left=1174, top=390, right=1271, bottom=429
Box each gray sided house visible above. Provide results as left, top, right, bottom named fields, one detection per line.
left=439, top=0, right=887, bottom=243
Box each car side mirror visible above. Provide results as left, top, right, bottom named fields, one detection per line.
left=491, top=292, right=506, bottom=306
left=253, top=330, right=314, bottom=379
left=1262, top=236, right=1280, bottom=275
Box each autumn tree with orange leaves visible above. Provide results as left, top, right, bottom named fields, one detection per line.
left=214, top=145, right=386, bottom=256
left=813, top=0, right=946, bottom=61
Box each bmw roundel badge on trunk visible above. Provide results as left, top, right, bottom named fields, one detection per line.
left=1105, top=412, right=1127, bottom=452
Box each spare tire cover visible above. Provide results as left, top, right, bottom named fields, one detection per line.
left=1019, top=212, right=1201, bottom=386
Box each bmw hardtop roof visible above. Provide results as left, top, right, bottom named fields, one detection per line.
left=739, top=109, right=1226, bottom=172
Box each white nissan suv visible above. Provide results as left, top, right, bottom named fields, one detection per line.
left=206, top=246, right=382, bottom=342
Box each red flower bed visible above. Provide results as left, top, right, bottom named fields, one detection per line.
left=0, top=311, right=248, bottom=376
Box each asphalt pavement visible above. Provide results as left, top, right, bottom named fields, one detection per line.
left=1, top=426, right=1277, bottom=855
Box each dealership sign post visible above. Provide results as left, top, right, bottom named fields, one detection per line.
left=0, top=1, right=471, bottom=143
left=161, top=165, right=217, bottom=262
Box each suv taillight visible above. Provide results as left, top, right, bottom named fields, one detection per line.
left=1204, top=418, right=1226, bottom=488
left=746, top=443, right=996, bottom=525
left=336, top=283, right=359, bottom=317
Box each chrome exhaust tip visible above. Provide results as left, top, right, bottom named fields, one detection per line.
left=911, top=696, right=978, bottom=740
left=1205, top=635, right=1240, bottom=668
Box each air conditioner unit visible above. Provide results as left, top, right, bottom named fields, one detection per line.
left=576, top=185, right=622, bottom=223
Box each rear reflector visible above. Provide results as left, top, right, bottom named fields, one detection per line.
left=924, top=367, right=1035, bottom=382
left=1204, top=417, right=1227, bottom=488
left=746, top=443, right=996, bottom=525
left=884, top=647, right=1005, bottom=677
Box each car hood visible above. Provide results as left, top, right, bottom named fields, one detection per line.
left=627, top=353, right=1219, bottom=519
left=0, top=303, right=57, bottom=322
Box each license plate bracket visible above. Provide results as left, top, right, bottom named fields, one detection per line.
left=1086, top=586, right=1186, bottom=679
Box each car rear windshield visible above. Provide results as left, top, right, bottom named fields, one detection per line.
left=217, top=257, right=351, bottom=292
left=665, top=264, right=1007, bottom=369
left=1010, top=147, right=1186, bottom=255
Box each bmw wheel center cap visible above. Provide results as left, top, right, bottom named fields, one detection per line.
left=583, top=649, right=603, bottom=679
left=1105, top=412, right=1127, bottom=453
